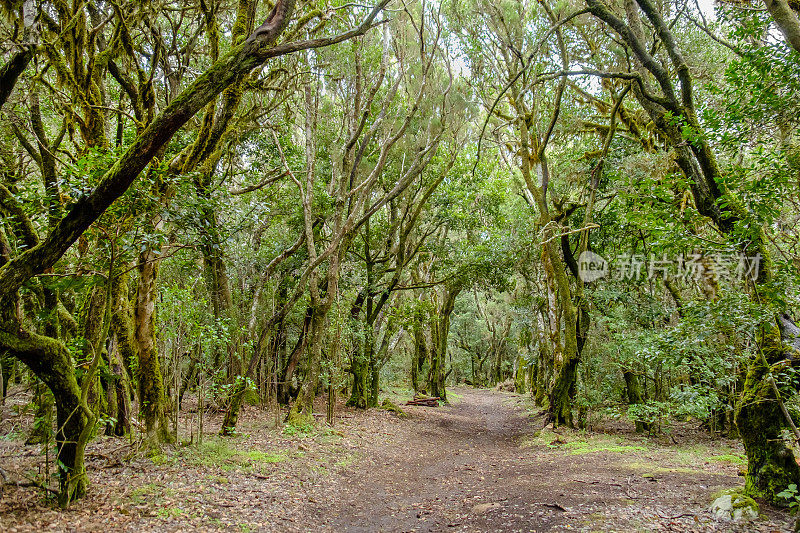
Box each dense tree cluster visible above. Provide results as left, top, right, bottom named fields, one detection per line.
left=1, top=0, right=799, bottom=508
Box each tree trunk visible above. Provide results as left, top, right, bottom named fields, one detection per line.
left=623, top=370, right=650, bottom=433
left=287, top=306, right=328, bottom=425
left=200, top=211, right=235, bottom=373
left=514, top=355, right=527, bottom=393
left=429, top=285, right=460, bottom=402
left=110, top=268, right=137, bottom=411
left=0, top=330, right=91, bottom=506
left=547, top=263, right=590, bottom=427
left=134, top=252, right=171, bottom=445
left=411, top=306, right=427, bottom=394
left=109, top=350, right=131, bottom=437
left=736, top=325, right=800, bottom=504
left=491, top=344, right=503, bottom=386
left=220, top=377, right=248, bottom=436
left=549, top=356, right=579, bottom=427
left=348, top=348, right=368, bottom=408
left=278, top=307, right=311, bottom=405
left=347, top=291, right=368, bottom=408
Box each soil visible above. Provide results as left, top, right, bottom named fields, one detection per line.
left=0, top=387, right=795, bottom=532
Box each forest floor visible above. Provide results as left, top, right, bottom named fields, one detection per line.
left=0, top=387, right=796, bottom=532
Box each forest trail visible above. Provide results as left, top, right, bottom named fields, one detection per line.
left=1, top=388, right=794, bottom=532
left=314, top=388, right=560, bottom=532
left=308, top=388, right=788, bottom=532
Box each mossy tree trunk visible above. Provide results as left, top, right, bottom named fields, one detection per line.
left=514, top=355, right=527, bottom=393
left=109, top=270, right=135, bottom=436
left=411, top=309, right=427, bottom=394
left=220, top=376, right=248, bottom=436
left=347, top=291, right=368, bottom=408
left=623, top=370, right=650, bottom=433
left=736, top=325, right=800, bottom=504
left=0, top=329, right=91, bottom=506
left=510, top=64, right=581, bottom=426
left=428, top=284, right=460, bottom=402
left=278, top=305, right=312, bottom=405
left=348, top=349, right=368, bottom=408
left=80, top=285, right=108, bottom=415
left=134, top=253, right=172, bottom=445
left=287, top=305, right=330, bottom=425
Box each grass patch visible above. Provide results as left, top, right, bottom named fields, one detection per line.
left=193, top=440, right=239, bottom=468
left=669, top=444, right=746, bottom=467
left=334, top=453, right=357, bottom=468
left=623, top=461, right=708, bottom=475
left=243, top=450, right=287, bottom=463
left=149, top=452, right=173, bottom=466
left=562, top=440, right=647, bottom=455
left=708, top=454, right=747, bottom=465
left=156, top=506, right=184, bottom=519
left=129, top=483, right=176, bottom=505
left=521, top=429, right=648, bottom=456
left=283, top=422, right=315, bottom=437
left=189, top=439, right=287, bottom=471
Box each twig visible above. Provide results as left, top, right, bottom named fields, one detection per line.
left=539, top=224, right=600, bottom=245
left=538, top=502, right=567, bottom=511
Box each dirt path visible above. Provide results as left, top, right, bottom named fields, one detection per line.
left=309, top=388, right=791, bottom=532
left=314, top=389, right=551, bottom=532
left=0, top=387, right=795, bottom=532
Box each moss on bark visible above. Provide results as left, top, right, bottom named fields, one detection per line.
left=623, top=370, right=650, bottom=434
left=514, top=355, right=527, bottom=393
left=736, top=326, right=800, bottom=504
left=287, top=307, right=328, bottom=427
left=220, top=378, right=247, bottom=436
left=134, top=257, right=172, bottom=446
left=0, top=328, right=91, bottom=506
left=549, top=356, right=579, bottom=428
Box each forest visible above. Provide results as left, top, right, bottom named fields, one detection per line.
left=1, top=0, right=800, bottom=530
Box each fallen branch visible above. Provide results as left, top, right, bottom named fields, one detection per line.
left=406, top=396, right=441, bottom=407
